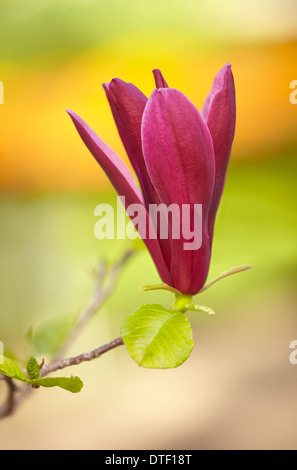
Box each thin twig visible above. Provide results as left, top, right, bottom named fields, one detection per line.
left=41, top=337, right=124, bottom=376
left=0, top=376, right=20, bottom=418
left=0, top=248, right=134, bottom=420
left=54, top=249, right=134, bottom=360
left=0, top=338, right=125, bottom=419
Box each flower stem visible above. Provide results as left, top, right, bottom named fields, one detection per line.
left=40, top=337, right=124, bottom=376
left=173, top=294, right=192, bottom=312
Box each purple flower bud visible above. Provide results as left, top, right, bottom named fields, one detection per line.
left=67, top=64, right=236, bottom=295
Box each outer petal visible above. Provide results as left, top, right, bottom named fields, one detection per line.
left=203, top=64, right=236, bottom=242
left=67, top=109, right=172, bottom=286
left=103, top=78, right=172, bottom=268
left=67, top=110, right=143, bottom=205
left=141, top=88, right=215, bottom=294
left=102, top=79, right=159, bottom=208
left=152, top=69, right=169, bottom=89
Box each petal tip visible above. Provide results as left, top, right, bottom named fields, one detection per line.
left=222, top=63, right=234, bottom=82
left=152, top=69, right=169, bottom=89
left=66, top=109, right=76, bottom=119
left=66, top=109, right=82, bottom=125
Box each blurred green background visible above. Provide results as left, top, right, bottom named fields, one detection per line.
left=0, top=0, right=297, bottom=450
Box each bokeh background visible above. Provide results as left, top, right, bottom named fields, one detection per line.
left=0, top=0, right=297, bottom=450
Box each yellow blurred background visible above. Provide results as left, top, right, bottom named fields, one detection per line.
left=0, top=0, right=297, bottom=450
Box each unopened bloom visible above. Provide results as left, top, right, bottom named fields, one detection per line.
left=67, top=64, right=236, bottom=295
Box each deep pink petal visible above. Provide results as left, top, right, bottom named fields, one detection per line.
left=203, top=64, right=236, bottom=242
left=102, top=79, right=159, bottom=207
left=103, top=79, right=172, bottom=268
left=152, top=69, right=169, bottom=89
left=67, top=109, right=172, bottom=286
left=67, top=109, right=143, bottom=205
left=141, top=88, right=215, bottom=294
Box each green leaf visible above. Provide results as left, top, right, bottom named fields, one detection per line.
left=0, top=355, right=83, bottom=393
left=0, top=349, right=24, bottom=366
left=26, top=356, right=40, bottom=380
left=31, top=376, right=83, bottom=393
left=0, top=355, right=29, bottom=383
left=121, top=304, right=194, bottom=369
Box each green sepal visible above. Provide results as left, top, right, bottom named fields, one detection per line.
left=184, top=304, right=215, bottom=315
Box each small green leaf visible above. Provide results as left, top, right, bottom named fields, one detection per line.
left=0, top=355, right=29, bottom=383
left=31, top=376, right=83, bottom=393
left=0, top=355, right=83, bottom=393
left=26, top=356, right=40, bottom=380
left=1, top=349, right=24, bottom=366
left=121, top=304, right=194, bottom=369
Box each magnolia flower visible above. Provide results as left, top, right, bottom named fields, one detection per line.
left=67, top=64, right=236, bottom=295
